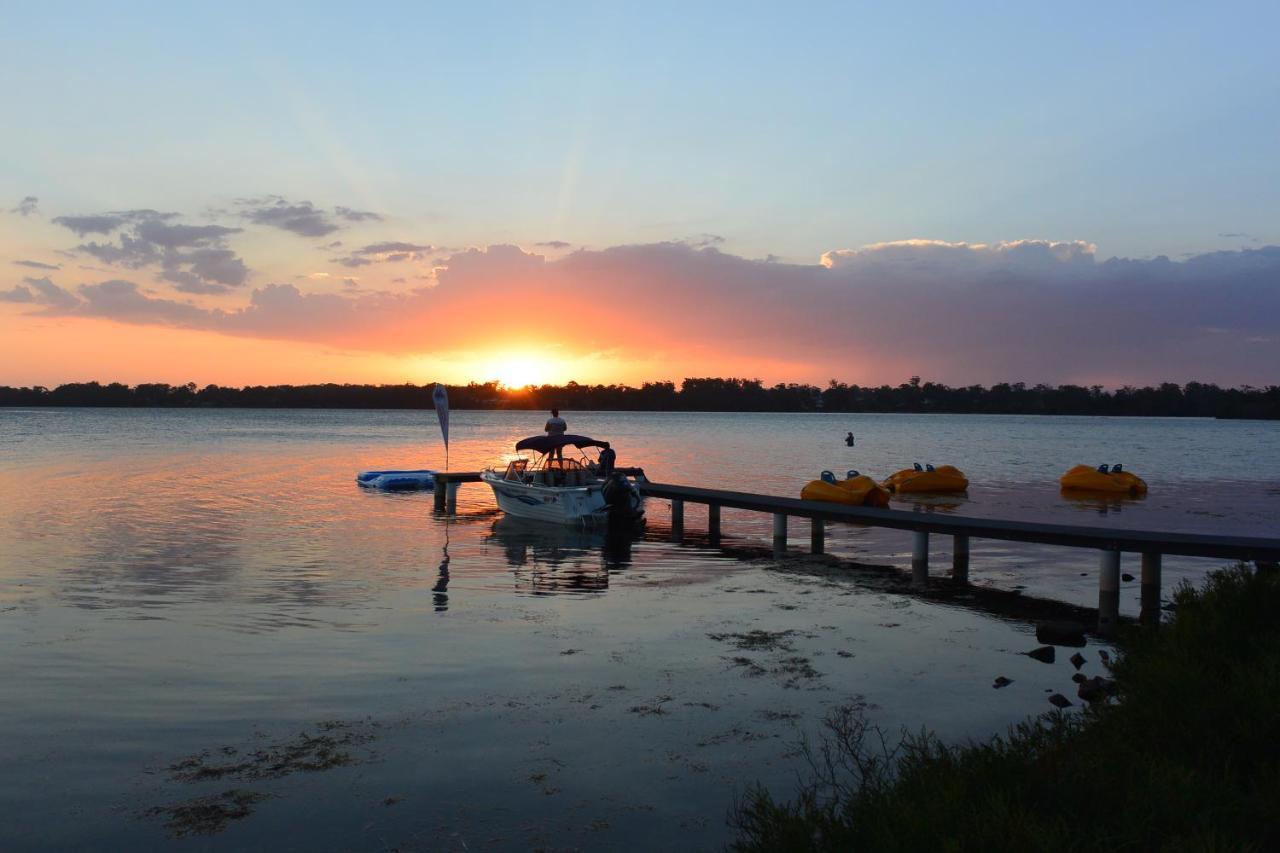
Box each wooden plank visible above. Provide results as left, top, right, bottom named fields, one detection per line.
left=637, top=482, right=1280, bottom=561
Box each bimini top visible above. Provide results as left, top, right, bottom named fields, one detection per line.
left=515, top=434, right=608, bottom=454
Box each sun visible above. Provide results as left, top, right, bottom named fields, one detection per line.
left=482, top=352, right=560, bottom=388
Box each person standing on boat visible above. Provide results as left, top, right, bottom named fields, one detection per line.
left=597, top=442, right=616, bottom=477
left=545, top=408, right=567, bottom=461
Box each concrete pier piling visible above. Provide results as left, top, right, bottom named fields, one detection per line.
left=952, top=534, right=970, bottom=583
left=912, top=530, right=930, bottom=584
left=772, top=513, right=787, bottom=556
left=1098, top=550, right=1122, bottom=636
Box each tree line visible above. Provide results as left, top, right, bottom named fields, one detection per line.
left=2, top=376, right=1277, bottom=418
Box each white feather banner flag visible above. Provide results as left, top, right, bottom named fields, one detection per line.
left=433, top=383, right=449, bottom=469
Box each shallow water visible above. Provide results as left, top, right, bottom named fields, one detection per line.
left=1, top=409, right=1277, bottom=850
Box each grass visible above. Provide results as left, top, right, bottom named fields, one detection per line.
left=729, top=564, right=1280, bottom=852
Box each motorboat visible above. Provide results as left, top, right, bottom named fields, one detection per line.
left=480, top=434, right=646, bottom=526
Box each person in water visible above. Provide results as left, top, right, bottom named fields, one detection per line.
left=597, top=442, right=616, bottom=477
left=545, top=408, right=567, bottom=461
left=845, top=432, right=855, bottom=447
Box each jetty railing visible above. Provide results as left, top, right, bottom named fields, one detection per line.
left=431, top=472, right=1280, bottom=637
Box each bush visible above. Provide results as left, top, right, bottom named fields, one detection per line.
left=731, top=564, right=1280, bottom=852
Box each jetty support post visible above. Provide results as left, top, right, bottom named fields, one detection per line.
left=773, top=513, right=787, bottom=557
left=1098, top=549, right=1122, bottom=637
left=1140, top=552, right=1162, bottom=628
left=446, top=481, right=460, bottom=514
left=433, top=477, right=447, bottom=514
left=707, top=503, right=721, bottom=544
left=952, top=534, right=970, bottom=583
left=912, top=530, right=929, bottom=584
left=670, top=499, right=684, bottom=541
left=810, top=518, right=824, bottom=555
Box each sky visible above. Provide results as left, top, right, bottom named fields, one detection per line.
left=2, top=1, right=1279, bottom=388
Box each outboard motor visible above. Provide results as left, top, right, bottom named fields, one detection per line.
left=820, top=470, right=837, bottom=484
left=602, top=473, right=643, bottom=525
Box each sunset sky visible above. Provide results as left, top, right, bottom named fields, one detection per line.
left=3, top=2, right=1278, bottom=388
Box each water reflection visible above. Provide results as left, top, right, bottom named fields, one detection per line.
left=1061, top=491, right=1147, bottom=517
left=894, top=494, right=968, bottom=513
left=433, top=527, right=451, bottom=612
left=485, top=516, right=639, bottom=595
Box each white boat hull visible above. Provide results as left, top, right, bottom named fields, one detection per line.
left=482, top=472, right=611, bottom=525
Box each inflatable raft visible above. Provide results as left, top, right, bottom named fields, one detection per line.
left=882, top=464, right=969, bottom=494
left=356, top=469, right=438, bottom=491
left=801, top=470, right=891, bottom=508
left=1060, top=464, right=1146, bottom=496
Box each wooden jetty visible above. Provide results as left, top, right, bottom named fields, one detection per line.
left=434, top=473, right=1280, bottom=636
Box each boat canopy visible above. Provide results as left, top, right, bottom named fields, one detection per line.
left=515, top=434, right=608, bottom=453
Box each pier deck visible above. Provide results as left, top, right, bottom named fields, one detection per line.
left=433, top=472, right=1280, bottom=635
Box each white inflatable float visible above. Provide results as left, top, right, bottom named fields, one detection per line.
left=356, top=470, right=438, bottom=491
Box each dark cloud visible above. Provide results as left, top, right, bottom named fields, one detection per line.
left=59, top=210, right=248, bottom=293
left=15, top=241, right=1280, bottom=386
left=135, top=219, right=241, bottom=248
left=11, top=196, right=39, bottom=216
left=237, top=196, right=383, bottom=237
left=1219, top=232, right=1259, bottom=243
left=535, top=240, right=572, bottom=249
left=51, top=209, right=176, bottom=236
left=335, top=206, right=383, bottom=223
left=0, top=276, right=79, bottom=309
left=12, top=259, right=61, bottom=270
left=332, top=240, right=435, bottom=267
left=680, top=233, right=725, bottom=249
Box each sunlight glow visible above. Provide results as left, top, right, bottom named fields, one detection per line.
left=478, top=352, right=565, bottom=388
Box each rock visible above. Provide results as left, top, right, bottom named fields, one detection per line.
left=1035, top=621, right=1087, bottom=647
left=1070, top=652, right=1086, bottom=670
left=1026, top=646, right=1056, bottom=664
left=1048, top=693, right=1073, bottom=709
left=1121, top=573, right=1135, bottom=582
left=1071, top=673, right=1087, bottom=684
left=1077, top=676, right=1117, bottom=703
left=992, top=676, right=1013, bottom=689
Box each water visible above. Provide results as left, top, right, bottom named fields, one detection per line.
left=1, top=409, right=1277, bottom=850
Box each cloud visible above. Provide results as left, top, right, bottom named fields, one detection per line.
left=680, top=233, right=725, bottom=249
left=12, top=241, right=1280, bottom=386
left=11, top=196, right=39, bottom=216
left=0, top=276, right=79, bottom=309
left=536, top=240, right=572, bottom=249
left=334, top=206, right=383, bottom=223
left=51, top=209, right=176, bottom=236
left=332, top=240, right=435, bottom=267
left=12, top=259, right=61, bottom=270
left=237, top=196, right=383, bottom=237
left=57, top=209, right=249, bottom=293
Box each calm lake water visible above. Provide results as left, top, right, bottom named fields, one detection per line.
left=2, top=409, right=1277, bottom=850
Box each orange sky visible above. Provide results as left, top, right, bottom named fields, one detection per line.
left=4, top=208, right=1278, bottom=389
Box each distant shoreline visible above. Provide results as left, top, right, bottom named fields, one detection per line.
left=2, top=378, right=1277, bottom=419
